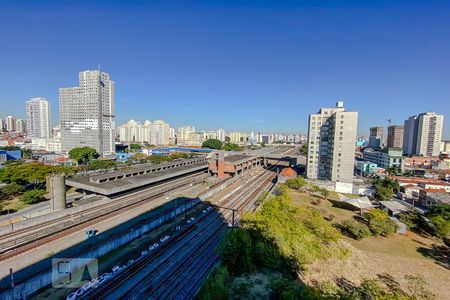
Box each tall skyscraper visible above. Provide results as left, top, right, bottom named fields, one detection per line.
left=151, top=120, right=170, bottom=146
left=6, top=115, right=16, bottom=132
left=26, top=97, right=50, bottom=138
left=307, top=101, right=358, bottom=183
left=403, top=112, right=444, bottom=156
left=59, top=70, right=115, bottom=156
left=368, top=126, right=384, bottom=148
left=16, top=119, right=26, bottom=134
left=0, top=119, right=4, bottom=131
left=387, top=125, right=404, bottom=148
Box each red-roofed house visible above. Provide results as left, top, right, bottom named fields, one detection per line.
left=278, top=167, right=297, bottom=184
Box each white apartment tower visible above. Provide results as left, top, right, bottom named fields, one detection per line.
left=59, top=70, right=115, bottom=156
left=26, top=97, right=50, bottom=138
left=6, top=115, right=16, bottom=132
left=118, top=119, right=170, bottom=146
left=403, top=112, right=443, bottom=156
left=307, top=101, right=358, bottom=183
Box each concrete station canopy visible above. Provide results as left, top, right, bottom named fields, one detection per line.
left=66, top=158, right=208, bottom=195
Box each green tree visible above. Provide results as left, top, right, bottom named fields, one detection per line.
left=431, top=215, right=450, bottom=239
left=340, top=219, right=372, bottom=240
left=284, top=177, right=307, bottom=190
left=1, top=183, right=24, bottom=198
left=21, top=189, right=46, bottom=204
left=202, top=139, right=223, bottom=150
left=68, top=147, right=99, bottom=164
left=130, top=153, right=148, bottom=164
left=363, top=209, right=398, bottom=236
left=88, top=159, right=117, bottom=172
left=221, top=228, right=254, bottom=275
left=196, top=267, right=229, bottom=300
left=0, top=162, right=61, bottom=185
left=129, top=143, right=141, bottom=150
left=299, top=144, right=308, bottom=155
left=223, top=143, right=241, bottom=151
left=21, top=149, right=33, bottom=159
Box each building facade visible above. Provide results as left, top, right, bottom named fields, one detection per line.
left=6, top=115, right=16, bottom=132
left=26, top=97, right=50, bottom=138
left=118, top=119, right=170, bottom=146
left=403, top=112, right=444, bottom=156
left=387, top=125, right=404, bottom=148
left=16, top=119, right=26, bottom=134
left=362, top=147, right=404, bottom=171
left=59, top=70, right=115, bottom=156
left=369, top=126, right=384, bottom=148
left=307, top=101, right=358, bottom=183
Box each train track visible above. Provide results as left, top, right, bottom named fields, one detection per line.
left=0, top=172, right=208, bottom=259
left=66, top=165, right=280, bottom=300
left=81, top=208, right=225, bottom=300
left=96, top=165, right=274, bottom=299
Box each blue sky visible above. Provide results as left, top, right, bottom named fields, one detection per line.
left=0, top=0, right=449, bottom=138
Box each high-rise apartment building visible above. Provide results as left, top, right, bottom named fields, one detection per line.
left=59, top=70, right=115, bottom=156
left=216, top=129, right=226, bottom=142
left=0, top=119, right=4, bottom=131
left=6, top=116, right=16, bottom=132
left=16, top=119, right=26, bottom=133
left=176, top=126, right=196, bottom=145
left=403, top=112, right=444, bottom=156
left=387, top=125, right=404, bottom=148
left=368, top=126, right=384, bottom=148
left=307, top=101, right=358, bottom=183
left=26, top=97, right=50, bottom=138
left=118, top=119, right=170, bottom=146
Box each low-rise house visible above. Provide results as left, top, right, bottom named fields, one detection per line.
left=278, top=167, right=297, bottom=184
left=355, top=160, right=378, bottom=175
left=419, top=189, right=450, bottom=207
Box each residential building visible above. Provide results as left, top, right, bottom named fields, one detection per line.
left=229, top=132, right=248, bottom=144
left=26, top=97, right=51, bottom=138
left=216, top=129, right=226, bottom=142
left=118, top=119, right=170, bottom=146
left=369, top=126, right=384, bottom=148
left=403, top=156, right=440, bottom=170
left=387, top=125, right=404, bottom=148
left=59, top=70, right=115, bottom=156
left=186, top=132, right=204, bottom=146
left=306, top=101, right=358, bottom=184
left=6, top=115, right=16, bottom=132
left=16, top=119, right=26, bottom=134
left=176, top=126, right=196, bottom=145
left=355, top=160, right=378, bottom=175
left=403, top=112, right=444, bottom=156
left=441, top=140, right=450, bottom=153
left=0, top=118, right=4, bottom=131
left=30, top=138, right=62, bottom=153
left=363, top=147, right=404, bottom=171
left=419, top=189, right=450, bottom=207
left=202, top=130, right=218, bottom=140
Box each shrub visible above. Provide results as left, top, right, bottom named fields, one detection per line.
left=363, top=209, right=398, bottom=236
left=1, top=183, right=24, bottom=197
left=284, top=177, right=307, bottom=190
left=340, top=219, right=372, bottom=240
left=21, top=189, right=46, bottom=204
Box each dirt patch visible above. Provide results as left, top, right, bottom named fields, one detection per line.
left=301, top=237, right=450, bottom=299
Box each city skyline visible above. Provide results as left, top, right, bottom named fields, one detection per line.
left=1, top=1, right=450, bottom=137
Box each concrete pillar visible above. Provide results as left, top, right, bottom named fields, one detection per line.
left=217, top=152, right=226, bottom=178
left=47, top=174, right=67, bottom=212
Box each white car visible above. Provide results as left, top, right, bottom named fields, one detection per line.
left=153, top=242, right=159, bottom=248
left=190, top=217, right=195, bottom=221
left=112, top=266, right=121, bottom=273
left=127, top=259, right=134, bottom=265
left=149, top=245, right=155, bottom=251
left=141, top=250, right=148, bottom=256
left=202, top=209, right=207, bottom=213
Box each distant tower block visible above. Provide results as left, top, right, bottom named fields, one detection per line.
left=48, top=174, right=67, bottom=212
